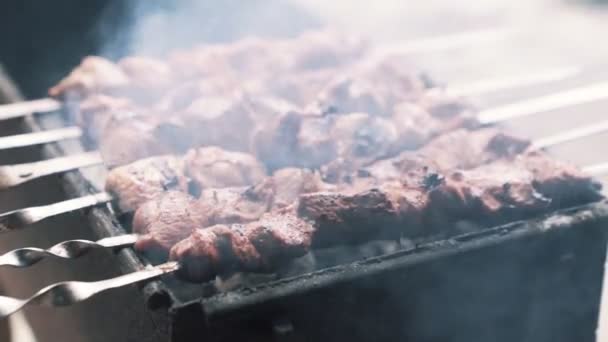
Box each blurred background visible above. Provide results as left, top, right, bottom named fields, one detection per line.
left=1, top=0, right=608, bottom=341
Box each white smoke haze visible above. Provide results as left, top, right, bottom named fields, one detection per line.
left=91, top=0, right=608, bottom=339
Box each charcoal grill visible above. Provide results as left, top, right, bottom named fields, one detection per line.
left=1, top=21, right=608, bottom=342
left=0, top=84, right=604, bottom=342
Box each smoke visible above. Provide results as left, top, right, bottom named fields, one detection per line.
left=98, top=0, right=320, bottom=58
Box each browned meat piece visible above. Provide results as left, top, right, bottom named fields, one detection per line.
left=199, top=185, right=274, bottom=225
left=252, top=111, right=337, bottom=170
left=133, top=191, right=210, bottom=256
left=254, top=102, right=476, bottom=173
left=178, top=92, right=279, bottom=152
left=197, top=168, right=328, bottom=225
left=418, top=128, right=531, bottom=170
left=426, top=164, right=551, bottom=228
left=298, top=181, right=429, bottom=247
left=183, top=147, right=267, bottom=194
left=105, top=155, right=189, bottom=212
left=98, top=114, right=194, bottom=167
left=313, top=59, right=428, bottom=116
left=359, top=128, right=531, bottom=183
left=117, top=56, right=176, bottom=102
left=269, top=168, right=331, bottom=209
left=331, top=112, right=398, bottom=164
left=163, top=153, right=601, bottom=283
left=76, top=95, right=136, bottom=140
left=426, top=151, right=603, bottom=229
left=49, top=56, right=129, bottom=99
left=514, top=151, right=603, bottom=208
left=170, top=213, right=315, bottom=282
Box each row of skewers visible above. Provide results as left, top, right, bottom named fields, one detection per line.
left=0, top=27, right=607, bottom=319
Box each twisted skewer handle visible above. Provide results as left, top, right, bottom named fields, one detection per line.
left=0, top=234, right=138, bottom=267
left=0, top=261, right=179, bottom=318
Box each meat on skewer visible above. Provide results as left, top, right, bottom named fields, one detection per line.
left=105, top=155, right=189, bottom=212
left=170, top=213, right=315, bottom=282
left=182, top=146, right=267, bottom=195
left=133, top=191, right=210, bottom=256
left=132, top=168, right=330, bottom=256
left=48, top=56, right=130, bottom=100
left=106, top=147, right=267, bottom=212
left=168, top=151, right=602, bottom=282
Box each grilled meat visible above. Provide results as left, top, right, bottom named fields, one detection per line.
left=76, top=95, right=136, bottom=141
left=183, top=147, right=267, bottom=195
left=313, top=59, right=429, bottom=116
left=506, top=151, right=603, bottom=208
left=49, top=30, right=605, bottom=285
left=360, top=128, right=531, bottom=183
left=98, top=115, right=190, bottom=168
left=252, top=111, right=337, bottom=171
left=133, top=191, right=210, bottom=256
left=427, top=151, right=602, bottom=229
left=170, top=213, right=315, bottom=282
left=105, top=155, right=189, bottom=212
left=132, top=167, right=329, bottom=258
left=197, top=168, right=328, bottom=225
left=117, top=56, right=175, bottom=102
left=49, top=56, right=129, bottom=99
left=198, top=185, right=274, bottom=225
left=298, top=182, right=429, bottom=247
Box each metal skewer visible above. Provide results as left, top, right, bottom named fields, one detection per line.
left=0, top=126, right=82, bottom=150
left=0, top=192, right=112, bottom=232
left=0, top=234, right=137, bottom=268
left=0, top=151, right=103, bottom=190
left=477, top=81, right=608, bottom=124
left=446, top=66, right=581, bottom=97
left=0, top=98, right=61, bottom=121
left=0, top=261, right=179, bottom=318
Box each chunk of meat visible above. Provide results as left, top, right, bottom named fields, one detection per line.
left=199, top=185, right=274, bottom=225
left=514, top=151, right=603, bottom=208
left=48, top=56, right=129, bottom=99
left=252, top=111, right=337, bottom=170
left=170, top=213, right=314, bottom=282
left=196, top=168, right=329, bottom=225
left=105, top=155, right=189, bottom=212
left=426, top=164, right=551, bottom=228
left=98, top=114, right=193, bottom=168
left=133, top=191, right=210, bottom=256
left=178, top=93, right=274, bottom=152
left=76, top=95, right=136, bottom=140
left=270, top=168, right=331, bottom=209
left=426, top=151, right=603, bottom=230
left=313, top=59, right=428, bottom=116
left=418, top=128, right=531, bottom=170
left=117, top=56, right=176, bottom=102
left=298, top=181, right=429, bottom=247
left=183, top=147, right=267, bottom=194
